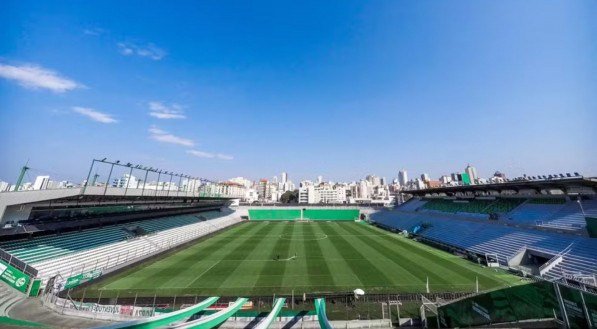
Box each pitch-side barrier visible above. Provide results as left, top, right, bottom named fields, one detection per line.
left=93, top=297, right=219, bottom=329
left=254, top=298, right=285, bottom=329
left=314, top=298, right=333, bottom=329
left=168, top=297, right=249, bottom=329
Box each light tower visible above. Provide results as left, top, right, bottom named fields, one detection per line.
left=14, top=162, right=30, bottom=191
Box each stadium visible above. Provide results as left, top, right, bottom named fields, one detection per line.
left=0, top=168, right=595, bottom=328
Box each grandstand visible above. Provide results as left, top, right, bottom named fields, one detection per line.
left=400, top=195, right=596, bottom=231
left=1, top=210, right=241, bottom=285
left=371, top=178, right=597, bottom=287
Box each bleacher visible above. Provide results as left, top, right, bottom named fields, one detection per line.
left=0, top=210, right=242, bottom=284
left=405, top=196, right=595, bottom=232
left=507, top=201, right=565, bottom=224
left=0, top=213, right=218, bottom=264
left=397, top=198, right=428, bottom=211
left=371, top=203, right=597, bottom=281
left=421, top=198, right=523, bottom=215
left=539, top=199, right=597, bottom=230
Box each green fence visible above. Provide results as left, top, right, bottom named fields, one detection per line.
left=437, top=281, right=595, bottom=328
left=248, top=209, right=359, bottom=221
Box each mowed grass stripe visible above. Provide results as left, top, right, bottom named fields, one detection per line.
left=348, top=223, right=474, bottom=279
left=347, top=223, right=484, bottom=285
left=121, top=222, right=260, bottom=290
left=302, top=223, right=335, bottom=290
left=330, top=223, right=426, bottom=289
left=73, top=221, right=522, bottom=297
left=356, top=223, right=507, bottom=289
left=309, top=223, right=361, bottom=287
left=100, top=222, right=255, bottom=290
left=252, top=222, right=295, bottom=294
left=342, top=223, right=475, bottom=290
left=318, top=222, right=396, bottom=288
left=190, top=222, right=277, bottom=291
left=281, top=223, right=310, bottom=290
left=339, top=223, right=449, bottom=286
left=217, top=222, right=287, bottom=292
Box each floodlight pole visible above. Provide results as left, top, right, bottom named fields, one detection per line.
left=177, top=174, right=183, bottom=197
left=103, top=163, right=115, bottom=196
left=141, top=169, right=149, bottom=196
left=82, top=159, right=96, bottom=194
left=155, top=171, right=162, bottom=197
left=166, top=173, right=173, bottom=197
left=124, top=165, right=133, bottom=196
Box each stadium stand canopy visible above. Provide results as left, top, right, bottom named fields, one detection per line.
left=403, top=177, right=597, bottom=197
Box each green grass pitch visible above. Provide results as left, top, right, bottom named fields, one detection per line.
left=79, top=221, right=523, bottom=297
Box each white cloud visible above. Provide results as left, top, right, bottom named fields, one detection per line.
left=0, top=63, right=83, bottom=92
left=149, top=126, right=194, bottom=147
left=187, top=150, right=215, bottom=158
left=187, top=149, right=234, bottom=160
left=216, top=154, right=234, bottom=160
left=72, top=107, right=117, bottom=123
left=149, top=101, right=186, bottom=119
left=118, top=42, right=166, bottom=60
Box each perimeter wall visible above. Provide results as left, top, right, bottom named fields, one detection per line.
left=248, top=209, right=360, bottom=221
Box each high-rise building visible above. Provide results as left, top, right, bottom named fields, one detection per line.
left=398, top=170, right=408, bottom=187
left=439, top=175, right=452, bottom=184
left=33, top=175, right=50, bottom=190
left=317, top=175, right=323, bottom=184
left=281, top=172, right=287, bottom=184
left=421, top=173, right=430, bottom=182
left=465, top=164, right=478, bottom=184
left=229, top=177, right=253, bottom=188
left=112, top=174, right=139, bottom=188
left=257, top=179, right=268, bottom=200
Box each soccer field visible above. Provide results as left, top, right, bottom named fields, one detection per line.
left=79, top=221, right=522, bottom=297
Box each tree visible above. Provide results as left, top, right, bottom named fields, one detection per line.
left=280, top=190, right=299, bottom=204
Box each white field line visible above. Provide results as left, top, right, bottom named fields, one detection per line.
left=183, top=260, right=222, bottom=288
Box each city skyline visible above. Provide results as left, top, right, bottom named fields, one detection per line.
left=1, top=1, right=596, bottom=183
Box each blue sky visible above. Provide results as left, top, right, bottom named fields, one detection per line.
left=0, top=0, right=595, bottom=184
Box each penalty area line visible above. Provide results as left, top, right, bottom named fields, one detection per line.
left=185, top=260, right=221, bottom=288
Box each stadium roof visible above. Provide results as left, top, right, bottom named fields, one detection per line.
left=403, top=177, right=597, bottom=196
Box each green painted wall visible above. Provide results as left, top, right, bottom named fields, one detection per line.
left=248, top=209, right=301, bottom=220
left=303, top=209, right=359, bottom=220
left=248, top=209, right=359, bottom=221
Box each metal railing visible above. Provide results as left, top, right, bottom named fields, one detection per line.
left=49, top=218, right=241, bottom=283
left=0, top=247, right=38, bottom=277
